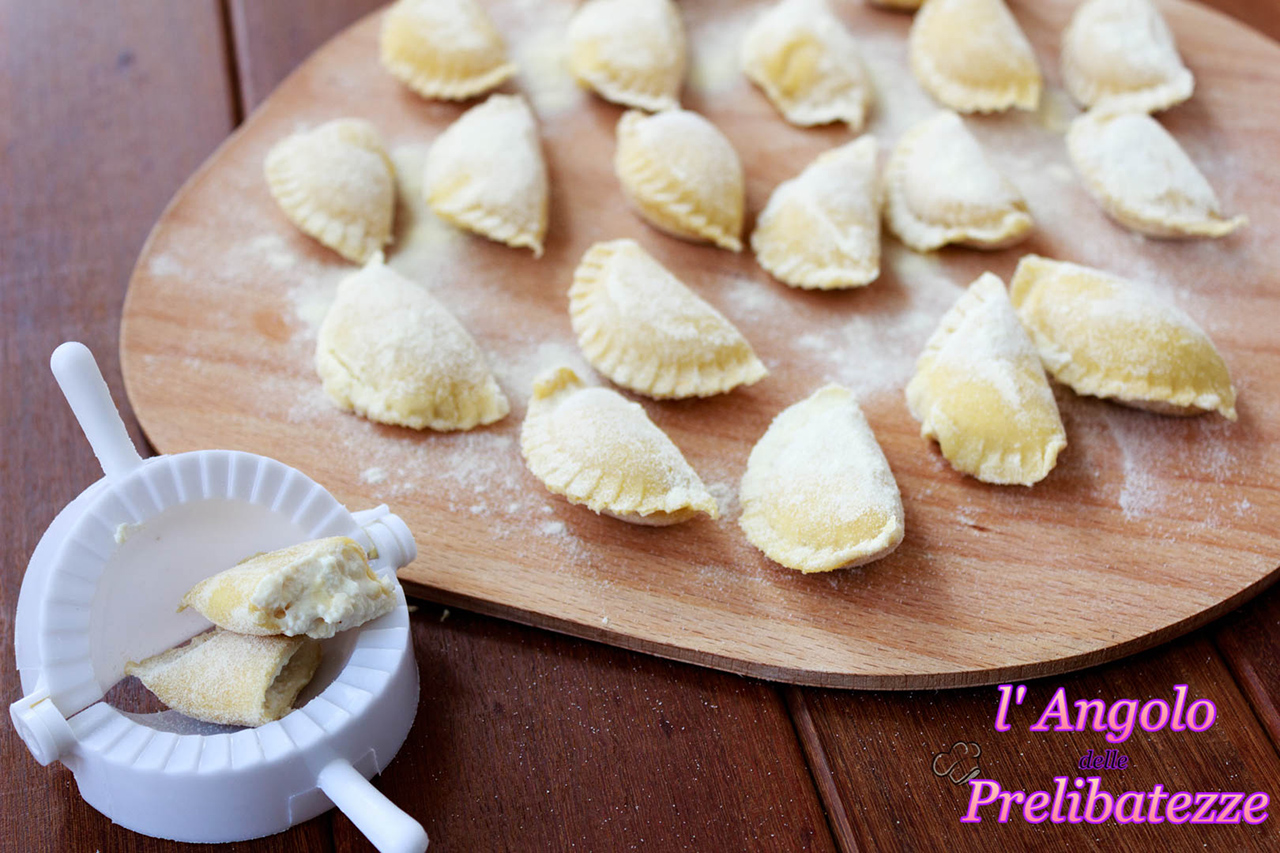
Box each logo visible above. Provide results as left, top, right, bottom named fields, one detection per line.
left=933, top=741, right=982, bottom=785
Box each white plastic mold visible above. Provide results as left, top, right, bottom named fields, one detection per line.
left=10, top=342, right=429, bottom=853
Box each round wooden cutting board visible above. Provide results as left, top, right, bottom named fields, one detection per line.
left=120, top=0, right=1280, bottom=688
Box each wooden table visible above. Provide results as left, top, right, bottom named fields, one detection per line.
left=2, top=2, right=1278, bottom=850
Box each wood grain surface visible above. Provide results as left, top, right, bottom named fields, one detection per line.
left=4, top=1, right=1280, bottom=852
left=330, top=605, right=836, bottom=852
left=799, top=635, right=1280, bottom=851
left=119, top=0, right=1280, bottom=689
left=0, top=2, right=335, bottom=850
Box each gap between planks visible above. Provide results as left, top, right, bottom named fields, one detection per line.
left=1215, top=625, right=1280, bottom=760
left=785, top=686, right=862, bottom=853
left=219, top=0, right=249, bottom=122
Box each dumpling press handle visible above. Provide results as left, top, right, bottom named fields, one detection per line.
left=317, top=759, right=428, bottom=853
left=50, top=342, right=143, bottom=481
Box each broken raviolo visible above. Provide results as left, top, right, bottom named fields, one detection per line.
left=1067, top=111, right=1246, bottom=239
left=740, top=0, right=875, bottom=132
left=615, top=109, right=745, bottom=251
left=570, top=240, right=767, bottom=399
left=1010, top=255, right=1237, bottom=420
left=126, top=629, right=321, bottom=728
left=425, top=94, right=549, bottom=256
left=316, top=257, right=509, bottom=431
left=1061, top=0, right=1193, bottom=114
left=909, top=0, right=1041, bottom=113
left=906, top=273, right=1066, bottom=485
left=752, top=136, right=881, bottom=289
left=181, top=537, right=396, bottom=640
left=740, top=385, right=904, bottom=573
left=379, top=0, right=516, bottom=100
left=884, top=111, right=1033, bottom=252
left=520, top=366, right=718, bottom=525
left=568, top=0, right=686, bottom=112
left=264, top=119, right=395, bottom=264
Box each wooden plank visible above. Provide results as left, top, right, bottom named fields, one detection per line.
left=1197, top=0, right=1280, bottom=765
left=1216, top=595, right=1280, bottom=751
left=228, top=0, right=386, bottom=111
left=330, top=605, right=837, bottom=851
left=799, top=636, right=1280, bottom=850
left=0, top=1, right=334, bottom=850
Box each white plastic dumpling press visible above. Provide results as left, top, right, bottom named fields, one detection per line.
left=10, top=342, right=429, bottom=853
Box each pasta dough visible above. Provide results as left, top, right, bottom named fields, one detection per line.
left=568, top=0, right=686, bottom=112
left=909, top=0, right=1041, bottom=113
left=1061, top=0, right=1193, bottom=114
left=126, top=630, right=321, bottom=728
left=1067, top=111, right=1247, bottom=239
left=614, top=109, right=746, bottom=251
left=752, top=136, right=882, bottom=289
left=520, top=366, right=719, bottom=525
left=740, top=0, right=875, bottom=131
left=884, top=111, right=1033, bottom=252
left=264, top=119, right=395, bottom=264
left=570, top=239, right=767, bottom=398
left=380, top=0, right=516, bottom=100
left=424, top=94, right=549, bottom=256
left=739, top=385, right=904, bottom=573
left=1010, top=255, right=1237, bottom=420
left=315, top=257, right=509, bottom=431
left=906, top=273, right=1066, bottom=485
left=181, top=537, right=396, bottom=640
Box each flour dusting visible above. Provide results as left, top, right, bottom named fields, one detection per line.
left=792, top=244, right=961, bottom=398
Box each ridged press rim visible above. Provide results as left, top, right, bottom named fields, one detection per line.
left=35, top=450, right=412, bottom=774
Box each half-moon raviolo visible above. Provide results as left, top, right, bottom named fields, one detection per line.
left=1061, top=0, right=1193, bottom=114
left=740, top=0, right=875, bottom=132
left=906, top=273, right=1066, bottom=485
left=264, top=118, right=395, bottom=264
left=1067, top=111, right=1246, bottom=239
left=908, top=0, right=1041, bottom=113
left=884, top=111, right=1033, bottom=252
left=569, top=240, right=767, bottom=399
left=379, top=0, right=516, bottom=100
left=126, top=629, right=322, bottom=728
left=614, top=109, right=746, bottom=251
left=740, top=385, right=904, bottom=573
left=520, top=366, right=719, bottom=525
left=315, top=258, right=509, bottom=431
left=752, top=136, right=882, bottom=289
left=424, top=94, right=549, bottom=256
left=1010, top=255, right=1237, bottom=420
left=568, top=0, right=686, bottom=112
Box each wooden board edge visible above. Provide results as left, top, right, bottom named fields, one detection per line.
left=402, top=562, right=1280, bottom=689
